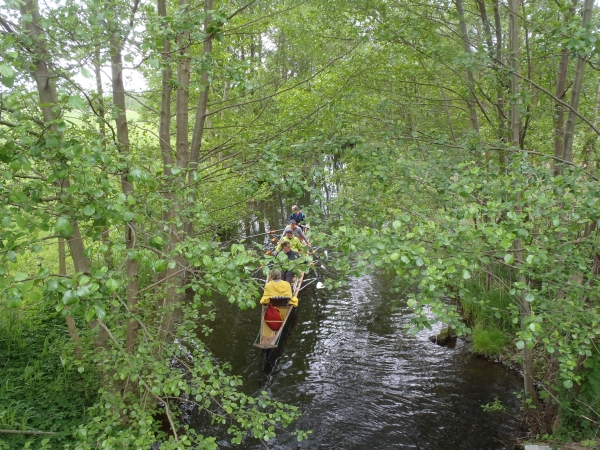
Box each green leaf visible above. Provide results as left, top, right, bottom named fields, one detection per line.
left=504, top=254, right=514, bottom=264
left=462, top=269, right=471, bottom=280
left=516, top=340, right=525, bottom=349
left=1, top=216, right=11, bottom=228
left=81, top=67, right=92, bottom=78
left=154, top=260, right=167, bottom=272
left=0, top=63, right=15, bottom=78
left=390, top=252, right=399, bottom=261
left=55, top=217, right=74, bottom=238
left=62, top=290, right=78, bottom=306
left=563, top=379, right=573, bottom=389
left=82, top=204, right=96, bottom=216
left=1, top=74, right=14, bottom=88
left=106, top=279, right=119, bottom=291
left=68, top=95, right=87, bottom=111
left=94, top=304, right=106, bottom=321
left=13, top=272, right=28, bottom=281
left=6, top=298, right=22, bottom=308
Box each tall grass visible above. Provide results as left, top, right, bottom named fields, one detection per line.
left=459, top=263, right=516, bottom=357
left=471, top=325, right=509, bottom=358
left=460, top=263, right=518, bottom=333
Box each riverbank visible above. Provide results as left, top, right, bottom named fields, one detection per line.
left=455, top=281, right=600, bottom=450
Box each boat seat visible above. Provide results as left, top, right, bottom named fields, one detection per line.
left=269, top=296, right=290, bottom=307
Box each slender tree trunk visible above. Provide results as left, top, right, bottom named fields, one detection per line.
left=189, top=0, right=215, bottom=173
left=94, top=49, right=107, bottom=141
left=509, top=0, right=541, bottom=414
left=158, top=0, right=173, bottom=176
left=563, top=0, right=595, bottom=163
left=455, top=0, right=480, bottom=133
left=440, top=85, right=456, bottom=143
left=19, top=0, right=91, bottom=275
left=60, top=238, right=83, bottom=359
left=175, top=0, right=191, bottom=170
left=553, top=0, right=578, bottom=175
left=519, top=0, right=532, bottom=149
left=94, top=50, right=114, bottom=271
left=491, top=0, right=508, bottom=165
left=109, top=30, right=139, bottom=354
left=509, top=0, right=520, bottom=150
left=581, top=78, right=600, bottom=171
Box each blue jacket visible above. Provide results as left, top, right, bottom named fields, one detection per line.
left=289, top=212, right=305, bottom=224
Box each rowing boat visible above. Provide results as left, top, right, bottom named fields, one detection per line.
left=254, top=272, right=304, bottom=372
left=254, top=225, right=311, bottom=372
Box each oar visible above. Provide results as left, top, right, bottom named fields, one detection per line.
left=223, top=228, right=284, bottom=244
left=293, top=272, right=305, bottom=297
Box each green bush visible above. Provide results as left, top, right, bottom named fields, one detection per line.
left=471, top=325, right=508, bottom=358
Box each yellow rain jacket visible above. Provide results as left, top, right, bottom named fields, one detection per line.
left=260, top=280, right=299, bottom=307
left=276, top=236, right=303, bottom=253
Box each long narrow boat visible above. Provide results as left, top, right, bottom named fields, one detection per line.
left=254, top=272, right=304, bottom=373
left=254, top=223, right=313, bottom=372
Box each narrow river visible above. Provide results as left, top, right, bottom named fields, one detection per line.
left=194, top=204, right=523, bottom=449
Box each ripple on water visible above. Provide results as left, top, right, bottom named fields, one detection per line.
left=202, top=273, right=522, bottom=450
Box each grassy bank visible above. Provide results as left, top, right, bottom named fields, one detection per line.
left=458, top=268, right=600, bottom=447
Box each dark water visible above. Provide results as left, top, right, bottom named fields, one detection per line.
left=197, top=202, right=522, bottom=449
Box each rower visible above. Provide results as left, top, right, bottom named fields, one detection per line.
left=276, top=229, right=303, bottom=254
left=289, top=205, right=306, bottom=230
left=283, top=220, right=310, bottom=247
left=260, top=269, right=298, bottom=307
left=274, top=241, right=300, bottom=284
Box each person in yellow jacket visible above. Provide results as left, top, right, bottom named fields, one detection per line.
left=275, top=229, right=304, bottom=253
left=260, top=269, right=299, bottom=307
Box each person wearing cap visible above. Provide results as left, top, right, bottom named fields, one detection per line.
left=289, top=205, right=306, bottom=229
left=276, top=229, right=304, bottom=253
left=283, top=220, right=310, bottom=246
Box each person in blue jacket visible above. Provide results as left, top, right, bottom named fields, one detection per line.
left=289, top=205, right=306, bottom=229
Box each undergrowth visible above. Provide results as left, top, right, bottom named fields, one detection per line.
left=0, top=304, right=98, bottom=449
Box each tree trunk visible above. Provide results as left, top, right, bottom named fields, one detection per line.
left=553, top=0, right=578, bottom=175
left=509, top=0, right=520, bottom=150
left=94, top=49, right=107, bottom=142
left=109, top=31, right=139, bottom=354
left=175, top=0, right=191, bottom=170
left=492, top=0, right=508, bottom=164
left=158, top=0, right=174, bottom=176
left=19, top=0, right=91, bottom=276
left=455, top=0, right=480, bottom=133
left=581, top=77, right=600, bottom=171
left=509, top=0, right=541, bottom=416
left=189, top=0, right=215, bottom=174
left=60, top=238, right=83, bottom=359
left=563, top=0, right=595, bottom=163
